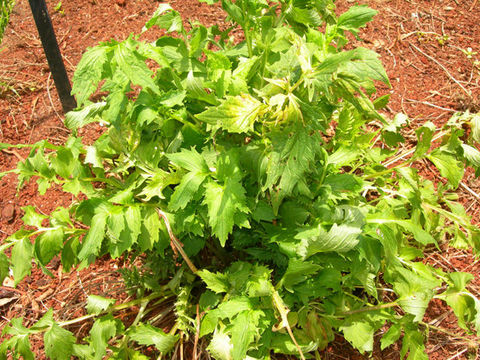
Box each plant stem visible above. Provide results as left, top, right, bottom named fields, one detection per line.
left=419, top=321, right=478, bottom=347
left=272, top=290, right=306, bottom=360
left=156, top=208, right=198, bottom=274
left=363, top=163, right=408, bottom=180
left=339, top=302, right=398, bottom=316
left=57, top=292, right=169, bottom=328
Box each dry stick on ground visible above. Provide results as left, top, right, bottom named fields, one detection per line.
left=470, top=0, right=478, bottom=11
left=0, top=148, right=24, bottom=161
left=409, top=43, right=471, bottom=97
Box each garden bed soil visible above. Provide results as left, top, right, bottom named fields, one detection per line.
left=1, top=0, right=480, bottom=358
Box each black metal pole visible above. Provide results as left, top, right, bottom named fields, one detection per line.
left=28, top=0, right=76, bottom=113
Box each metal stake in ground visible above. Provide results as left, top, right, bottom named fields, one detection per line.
left=28, top=0, right=76, bottom=113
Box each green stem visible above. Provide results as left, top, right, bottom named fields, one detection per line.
left=339, top=302, right=398, bottom=316
left=363, top=163, right=408, bottom=180
left=419, top=321, right=478, bottom=347
left=118, top=297, right=150, bottom=349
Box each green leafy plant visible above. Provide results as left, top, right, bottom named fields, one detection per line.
left=0, top=0, right=14, bottom=43
left=54, top=1, right=65, bottom=16
left=1, top=0, right=480, bottom=358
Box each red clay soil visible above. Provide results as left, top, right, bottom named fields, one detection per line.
left=1, top=0, right=480, bottom=359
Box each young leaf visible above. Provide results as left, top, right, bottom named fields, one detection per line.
left=198, top=269, right=230, bottom=293
left=337, top=6, right=378, bottom=37
left=86, top=295, right=116, bottom=315
left=35, top=228, right=64, bottom=266
left=207, top=327, right=233, bottom=360
left=127, top=323, right=179, bottom=354
left=90, top=315, right=121, bottom=360
left=78, top=211, right=108, bottom=261
left=143, top=4, right=183, bottom=33
left=12, top=238, right=33, bottom=286
left=64, top=102, right=106, bottom=131
left=427, top=150, right=464, bottom=188
left=296, top=223, right=362, bottom=258
left=339, top=315, right=376, bottom=354
left=169, top=171, right=208, bottom=211
left=138, top=207, right=167, bottom=252
left=196, top=95, right=264, bottom=133
left=231, top=311, right=256, bottom=360
left=167, top=148, right=209, bottom=173
left=380, top=323, right=402, bottom=350
left=114, top=41, right=159, bottom=93
left=400, top=324, right=428, bottom=360
left=22, top=205, right=47, bottom=228
left=72, top=45, right=109, bottom=106
left=44, top=323, right=76, bottom=360
left=203, top=179, right=249, bottom=246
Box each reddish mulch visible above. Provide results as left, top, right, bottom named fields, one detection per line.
left=1, top=0, right=480, bottom=359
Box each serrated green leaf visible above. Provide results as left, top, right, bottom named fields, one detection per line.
left=72, top=45, right=110, bottom=106
left=203, top=179, right=249, bottom=246
left=462, top=143, right=480, bottom=167
left=13, top=335, right=34, bottom=360
left=127, top=323, right=179, bottom=354
left=139, top=169, right=179, bottom=201
left=85, top=146, right=103, bottom=168
left=231, top=311, right=256, bottom=360
left=380, top=323, right=401, bottom=350
left=337, top=6, right=377, bottom=36
left=400, top=325, right=428, bottom=360
left=281, top=258, right=321, bottom=291
left=199, top=290, right=221, bottom=311
left=110, top=205, right=142, bottom=257
left=86, top=295, right=116, bottom=315
left=339, top=47, right=390, bottom=86
left=340, top=317, right=374, bottom=354
left=12, top=238, right=33, bottom=286
left=114, top=41, right=159, bottom=93
left=44, top=323, right=76, bottom=360
left=1, top=318, right=34, bottom=360
left=207, top=327, right=233, bottom=360
left=297, top=223, right=362, bottom=258
left=22, top=205, right=47, bottom=228
left=90, top=315, right=121, bottom=360
left=367, top=215, right=437, bottom=246
left=35, top=228, right=64, bottom=266
left=64, top=102, right=106, bottom=131
left=198, top=269, right=230, bottom=293
left=169, top=171, right=208, bottom=211
left=144, top=4, right=183, bottom=33
left=427, top=150, right=463, bottom=188
left=185, top=70, right=219, bottom=105
left=167, top=148, right=209, bottom=173
left=412, top=122, right=435, bottom=160
left=197, top=95, right=264, bottom=133
left=51, top=148, right=77, bottom=179
left=138, top=207, right=167, bottom=252
left=398, top=292, right=431, bottom=322
left=78, top=210, right=108, bottom=261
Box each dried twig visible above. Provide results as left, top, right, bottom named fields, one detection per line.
left=409, top=43, right=471, bottom=97
left=156, top=208, right=198, bottom=274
